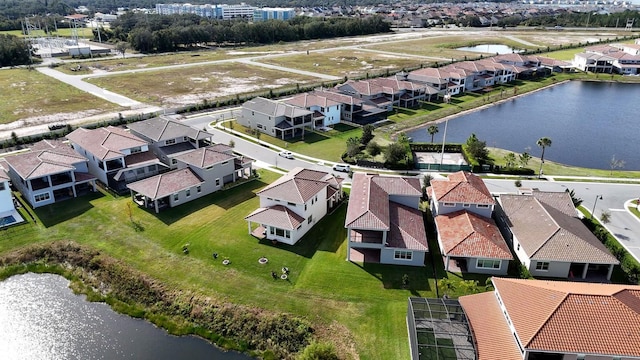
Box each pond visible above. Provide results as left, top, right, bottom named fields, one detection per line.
left=455, top=44, right=523, bottom=54
left=407, top=81, right=640, bottom=170
left=0, top=273, right=253, bottom=360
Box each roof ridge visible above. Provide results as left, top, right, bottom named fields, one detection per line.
left=158, top=118, right=171, bottom=141
left=525, top=291, right=570, bottom=348
left=153, top=172, right=163, bottom=198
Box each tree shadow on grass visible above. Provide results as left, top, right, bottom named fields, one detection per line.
left=33, top=191, right=103, bottom=228
left=153, top=178, right=267, bottom=225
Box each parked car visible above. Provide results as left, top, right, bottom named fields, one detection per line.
left=278, top=151, right=294, bottom=159
left=332, top=164, right=351, bottom=172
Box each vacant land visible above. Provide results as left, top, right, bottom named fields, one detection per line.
left=516, top=29, right=633, bottom=47
left=0, top=69, right=120, bottom=125
left=1, top=169, right=466, bottom=360
left=1, top=28, right=92, bottom=39
left=85, top=62, right=318, bottom=106
left=256, top=49, right=429, bottom=77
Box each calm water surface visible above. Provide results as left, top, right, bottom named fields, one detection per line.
left=408, top=81, right=640, bottom=170
left=456, top=44, right=523, bottom=54
left=0, top=273, right=253, bottom=360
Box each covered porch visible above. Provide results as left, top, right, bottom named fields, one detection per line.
left=569, top=262, right=615, bottom=282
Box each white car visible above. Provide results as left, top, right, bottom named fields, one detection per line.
left=332, top=164, right=351, bottom=172
left=278, top=151, right=294, bottom=159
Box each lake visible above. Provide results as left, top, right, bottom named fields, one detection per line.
left=455, top=44, right=523, bottom=54
left=407, top=81, right=640, bottom=170
left=0, top=273, right=253, bottom=360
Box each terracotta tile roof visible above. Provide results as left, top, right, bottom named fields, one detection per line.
left=244, top=205, right=304, bottom=230
left=4, top=140, right=88, bottom=180
left=458, top=291, right=523, bottom=360
left=66, top=126, right=148, bottom=161
left=492, top=278, right=640, bottom=357
left=257, top=167, right=337, bottom=204
left=499, top=194, right=618, bottom=264
left=435, top=210, right=511, bottom=259
left=126, top=168, right=204, bottom=200
left=127, top=117, right=214, bottom=142
left=387, top=202, right=428, bottom=251
left=310, top=89, right=363, bottom=106
left=430, top=171, right=494, bottom=205
left=172, top=146, right=237, bottom=169
left=344, top=173, right=390, bottom=230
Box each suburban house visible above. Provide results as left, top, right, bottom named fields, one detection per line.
left=127, top=144, right=252, bottom=213
left=67, top=126, right=167, bottom=193
left=434, top=210, right=512, bottom=275
left=335, top=79, right=396, bottom=111
left=497, top=191, right=619, bottom=280
left=284, top=92, right=341, bottom=129
left=2, top=140, right=97, bottom=209
left=344, top=173, right=428, bottom=266
left=305, top=89, right=366, bottom=123
left=459, top=277, right=640, bottom=360
left=573, top=41, right=640, bottom=75
left=245, top=167, right=343, bottom=245
left=238, top=97, right=315, bottom=139
left=0, top=165, right=23, bottom=227
left=127, top=117, right=214, bottom=169
left=429, top=171, right=511, bottom=274
left=407, top=67, right=465, bottom=96
left=428, top=171, right=494, bottom=218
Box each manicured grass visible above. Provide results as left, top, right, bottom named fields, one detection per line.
left=225, top=122, right=363, bottom=162
left=256, top=49, right=427, bottom=77
left=0, top=68, right=120, bottom=124
left=85, top=63, right=318, bottom=106
left=367, top=35, right=509, bottom=60
left=0, top=169, right=452, bottom=360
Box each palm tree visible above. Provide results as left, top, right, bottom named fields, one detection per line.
left=427, top=125, right=439, bottom=143
left=536, top=137, right=552, bottom=178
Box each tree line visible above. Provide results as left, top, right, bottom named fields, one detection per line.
left=0, top=34, right=29, bottom=66
left=105, top=13, right=390, bottom=53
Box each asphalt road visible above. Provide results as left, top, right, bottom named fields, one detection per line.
left=484, top=179, right=640, bottom=262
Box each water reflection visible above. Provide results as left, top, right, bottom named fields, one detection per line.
left=0, top=273, right=253, bottom=360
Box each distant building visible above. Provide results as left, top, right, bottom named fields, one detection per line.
left=253, top=7, right=296, bottom=21
left=155, top=3, right=254, bottom=19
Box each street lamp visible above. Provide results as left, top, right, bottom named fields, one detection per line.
left=591, top=195, right=603, bottom=219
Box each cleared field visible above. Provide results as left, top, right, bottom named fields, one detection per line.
left=366, top=34, right=534, bottom=59
left=517, top=30, right=635, bottom=47
left=257, top=49, right=428, bottom=77
left=1, top=28, right=92, bottom=39
left=85, top=62, right=318, bottom=106
left=0, top=69, right=120, bottom=125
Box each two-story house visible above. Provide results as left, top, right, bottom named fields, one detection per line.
left=429, top=171, right=511, bottom=274
left=127, top=144, right=252, bottom=213
left=127, top=117, right=214, bottom=169
left=497, top=191, right=618, bottom=280
left=67, top=126, right=167, bottom=193
left=245, top=167, right=343, bottom=245
left=3, top=140, right=96, bottom=208
left=345, top=173, right=428, bottom=266
left=238, top=97, right=314, bottom=140
left=459, top=277, right=640, bottom=360
left=284, top=92, right=341, bottom=129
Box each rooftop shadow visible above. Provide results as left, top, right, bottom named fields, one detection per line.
left=33, top=191, right=104, bottom=228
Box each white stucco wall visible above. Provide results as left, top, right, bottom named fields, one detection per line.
left=380, top=247, right=425, bottom=266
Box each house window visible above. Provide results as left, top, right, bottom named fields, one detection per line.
left=136, top=168, right=145, bottom=175
left=221, top=161, right=229, bottom=165
left=304, top=204, right=307, bottom=211
left=166, top=139, right=176, bottom=145
left=516, top=243, right=520, bottom=251
left=443, top=202, right=455, bottom=207
left=186, top=189, right=191, bottom=197
left=535, top=262, right=550, bottom=271
left=183, top=137, right=188, bottom=141
left=34, top=193, right=50, bottom=202
left=394, top=250, right=413, bottom=260
left=130, top=146, right=142, bottom=154
left=477, top=204, right=490, bottom=208
left=197, top=186, right=202, bottom=193
left=285, top=230, right=291, bottom=239
left=215, top=178, right=220, bottom=186
left=476, top=259, right=501, bottom=269
left=0, top=182, right=5, bottom=191
left=463, top=203, right=471, bottom=208
left=307, top=215, right=313, bottom=224
left=174, top=194, right=179, bottom=202
left=275, top=228, right=285, bottom=237
left=256, top=124, right=264, bottom=130
left=288, top=202, right=296, bottom=206
left=171, top=159, right=178, bottom=165
left=270, top=227, right=274, bottom=235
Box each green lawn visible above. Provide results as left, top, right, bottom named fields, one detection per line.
left=2, top=169, right=476, bottom=360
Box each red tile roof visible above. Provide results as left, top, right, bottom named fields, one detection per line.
left=491, top=278, right=640, bottom=358
left=430, top=171, right=494, bottom=205
left=126, top=168, right=204, bottom=200
left=245, top=205, right=304, bottom=230
left=435, top=210, right=511, bottom=259
left=345, top=173, right=390, bottom=230
left=458, top=291, right=523, bottom=360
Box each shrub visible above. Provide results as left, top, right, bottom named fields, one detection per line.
left=366, top=141, right=381, bottom=156
left=298, top=342, right=339, bottom=360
